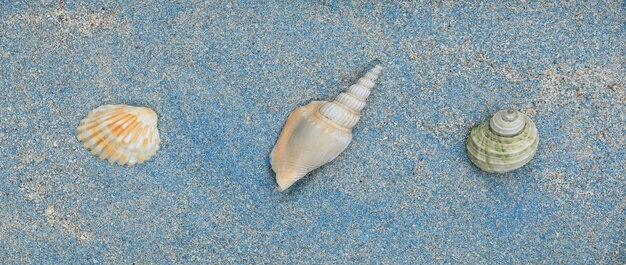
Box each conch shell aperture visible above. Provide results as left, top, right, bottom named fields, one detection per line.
left=77, top=104, right=160, bottom=165
left=270, top=65, right=383, bottom=190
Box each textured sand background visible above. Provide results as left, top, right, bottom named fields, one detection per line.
left=0, top=1, right=624, bottom=263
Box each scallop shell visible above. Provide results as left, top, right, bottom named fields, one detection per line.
left=77, top=104, right=160, bottom=165
left=466, top=108, right=539, bottom=173
left=270, top=65, right=383, bottom=190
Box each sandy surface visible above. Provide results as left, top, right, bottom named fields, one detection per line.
left=0, top=1, right=624, bottom=263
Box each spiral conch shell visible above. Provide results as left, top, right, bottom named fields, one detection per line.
left=466, top=108, right=539, bottom=173
left=270, top=65, right=383, bottom=190
left=77, top=104, right=160, bottom=165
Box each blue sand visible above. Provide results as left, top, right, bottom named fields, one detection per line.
left=0, top=1, right=624, bottom=263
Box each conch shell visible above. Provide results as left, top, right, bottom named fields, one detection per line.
left=466, top=108, right=539, bottom=173
left=270, top=65, right=383, bottom=190
left=77, top=104, right=160, bottom=165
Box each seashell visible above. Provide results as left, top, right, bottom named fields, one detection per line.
left=466, top=108, right=539, bottom=173
left=77, top=104, right=160, bottom=165
left=270, top=65, right=383, bottom=191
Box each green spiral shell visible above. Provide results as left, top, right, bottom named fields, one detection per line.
left=466, top=116, right=538, bottom=173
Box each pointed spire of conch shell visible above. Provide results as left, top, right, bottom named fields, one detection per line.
left=271, top=65, right=383, bottom=191
left=318, top=65, right=382, bottom=129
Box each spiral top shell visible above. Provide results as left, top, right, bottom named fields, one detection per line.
left=77, top=104, right=160, bottom=165
left=466, top=109, right=538, bottom=173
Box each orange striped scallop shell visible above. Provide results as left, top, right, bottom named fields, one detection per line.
left=77, top=104, right=160, bottom=165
